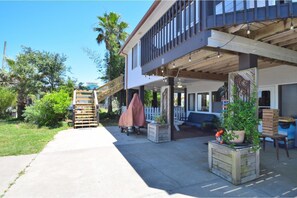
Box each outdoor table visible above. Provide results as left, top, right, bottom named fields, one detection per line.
left=260, top=133, right=289, bottom=160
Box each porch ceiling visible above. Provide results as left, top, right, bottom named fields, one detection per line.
left=218, top=18, right=297, bottom=49
left=147, top=18, right=297, bottom=82
left=148, top=48, right=285, bottom=82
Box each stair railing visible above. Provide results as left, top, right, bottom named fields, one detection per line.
left=72, top=90, right=77, bottom=126
left=93, top=90, right=99, bottom=124
left=97, top=74, right=124, bottom=102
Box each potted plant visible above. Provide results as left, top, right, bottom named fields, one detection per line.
left=154, top=115, right=166, bottom=125
left=147, top=114, right=170, bottom=143
left=209, top=85, right=260, bottom=185
left=222, top=85, right=260, bottom=150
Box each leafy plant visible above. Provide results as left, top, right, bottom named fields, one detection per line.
left=222, top=85, right=260, bottom=150
left=0, top=87, right=16, bottom=118
left=154, top=115, right=166, bottom=124
left=23, top=89, right=71, bottom=127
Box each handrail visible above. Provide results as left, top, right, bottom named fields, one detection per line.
left=97, top=74, right=124, bottom=92
left=96, top=74, right=124, bottom=102
left=73, top=90, right=77, bottom=105
left=93, top=90, right=99, bottom=106
left=93, top=90, right=99, bottom=124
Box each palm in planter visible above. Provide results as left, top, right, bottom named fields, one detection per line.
left=222, top=85, right=260, bottom=150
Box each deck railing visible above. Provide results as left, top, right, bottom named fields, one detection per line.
left=141, top=0, right=297, bottom=69
left=144, top=106, right=185, bottom=122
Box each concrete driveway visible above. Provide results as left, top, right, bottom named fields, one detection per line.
left=2, top=126, right=297, bottom=197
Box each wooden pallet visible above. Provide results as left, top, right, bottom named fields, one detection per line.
left=262, top=109, right=279, bottom=135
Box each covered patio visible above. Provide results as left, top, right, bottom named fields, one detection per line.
left=109, top=126, right=297, bottom=197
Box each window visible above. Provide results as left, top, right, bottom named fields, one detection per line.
left=132, top=44, right=138, bottom=69
left=197, top=93, right=209, bottom=112
left=188, top=93, right=195, bottom=111
left=212, top=91, right=222, bottom=113
left=259, top=91, right=271, bottom=107
left=279, top=84, right=297, bottom=118
left=258, top=90, right=271, bottom=119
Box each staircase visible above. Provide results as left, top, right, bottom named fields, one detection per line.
left=97, top=75, right=124, bottom=103
left=72, top=75, right=124, bottom=128
left=73, top=90, right=99, bottom=128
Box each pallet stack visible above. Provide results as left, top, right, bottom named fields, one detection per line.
left=262, top=109, right=279, bottom=135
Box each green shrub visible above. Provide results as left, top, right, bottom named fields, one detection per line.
left=23, top=89, right=71, bottom=127
left=0, top=87, right=16, bottom=118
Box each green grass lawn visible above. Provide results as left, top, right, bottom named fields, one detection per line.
left=0, top=120, right=68, bottom=157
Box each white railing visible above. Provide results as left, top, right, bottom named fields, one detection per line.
left=73, top=90, right=77, bottom=105
left=174, top=106, right=186, bottom=121
left=144, top=106, right=185, bottom=122
left=145, top=107, right=161, bottom=122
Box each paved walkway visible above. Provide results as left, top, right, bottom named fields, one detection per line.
left=0, top=154, right=36, bottom=195
left=2, top=126, right=297, bottom=197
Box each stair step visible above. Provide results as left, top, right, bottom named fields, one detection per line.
left=74, top=121, right=98, bottom=124
left=75, top=117, right=96, bottom=120
left=75, top=115, right=95, bottom=117
left=74, top=111, right=95, bottom=113
left=74, top=124, right=98, bottom=128
left=75, top=107, right=94, bottom=109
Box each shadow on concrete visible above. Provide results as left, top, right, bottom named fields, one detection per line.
left=105, top=126, right=297, bottom=197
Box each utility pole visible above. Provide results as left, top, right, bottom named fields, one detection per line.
left=2, top=41, right=7, bottom=70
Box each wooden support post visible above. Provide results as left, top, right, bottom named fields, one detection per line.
left=177, top=93, right=181, bottom=106
left=139, top=86, right=145, bottom=105
left=168, top=77, right=174, bottom=140
left=184, top=88, right=187, bottom=116
left=152, top=91, right=158, bottom=107
left=239, top=53, right=258, bottom=70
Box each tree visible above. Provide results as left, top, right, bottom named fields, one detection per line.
left=35, top=52, right=68, bottom=92
left=0, top=86, right=16, bottom=118
left=94, top=12, right=128, bottom=113
left=5, top=48, right=40, bottom=119
left=59, top=77, right=76, bottom=98
left=3, top=47, right=69, bottom=118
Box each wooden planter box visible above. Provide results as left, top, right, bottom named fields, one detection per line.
left=208, top=141, right=260, bottom=185
left=147, top=123, right=171, bottom=143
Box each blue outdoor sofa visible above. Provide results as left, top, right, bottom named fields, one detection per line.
left=183, top=112, right=218, bottom=129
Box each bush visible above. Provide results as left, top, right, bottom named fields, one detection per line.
left=23, top=89, right=71, bottom=127
left=0, top=87, right=16, bottom=118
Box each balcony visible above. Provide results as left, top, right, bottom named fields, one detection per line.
left=141, top=0, right=297, bottom=74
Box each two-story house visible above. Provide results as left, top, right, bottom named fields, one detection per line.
left=120, top=0, right=297, bottom=139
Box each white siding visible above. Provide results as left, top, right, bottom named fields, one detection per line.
left=125, top=41, right=162, bottom=89
left=186, top=65, right=297, bottom=115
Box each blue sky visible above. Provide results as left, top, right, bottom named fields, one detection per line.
left=0, top=0, right=153, bottom=86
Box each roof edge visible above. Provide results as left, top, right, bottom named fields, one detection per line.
left=119, top=0, right=161, bottom=55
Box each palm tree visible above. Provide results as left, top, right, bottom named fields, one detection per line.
left=94, top=12, right=128, bottom=113
left=94, top=12, right=128, bottom=54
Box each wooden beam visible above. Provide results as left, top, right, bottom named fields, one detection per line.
left=227, top=24, right=247, bottom=34
left=192, top=56, right=237, bottom=72
left=186, top=53, right=234, bottom=71
left=208, top=30, right=297, bottom=65
left=197, top=59, right=238, bottom=73
left=166, top=70, right=228, bottom=81
left=278, top=38, right=297, bottom=47
left=253, top=19, right=297, bottom=41
left=175, top=50, right=215, bottom=70
left=261, top=30, right=294, bottom=42
left=269, top=32, right=297, bottom=45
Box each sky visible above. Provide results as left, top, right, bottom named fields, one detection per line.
left=0, top=0, right=153, bottom=86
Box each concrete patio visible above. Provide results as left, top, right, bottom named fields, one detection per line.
left=1, top=126, right=297, bottom=197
